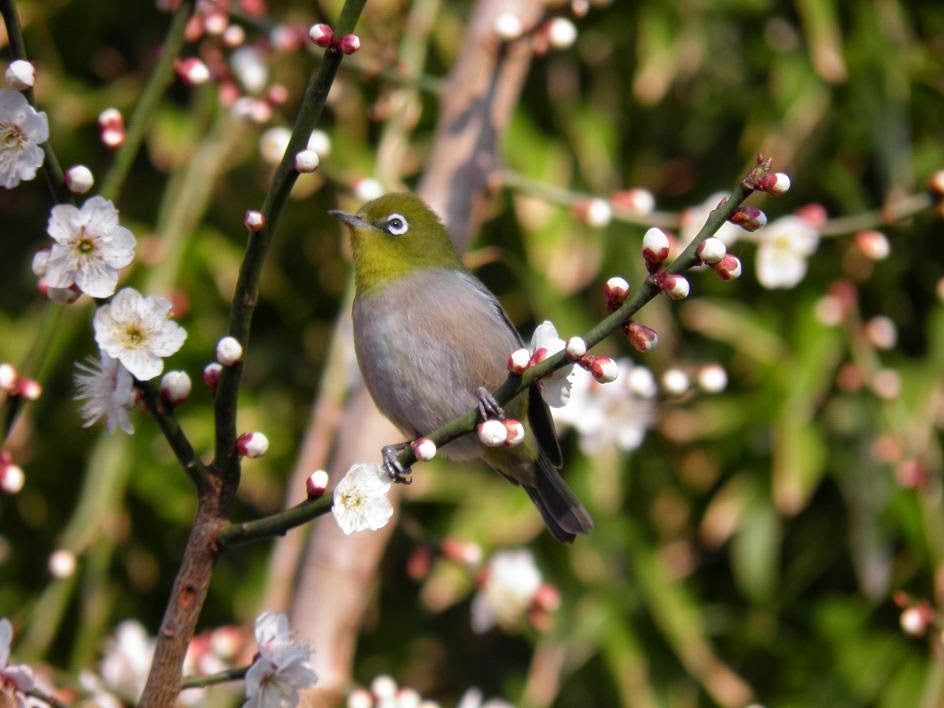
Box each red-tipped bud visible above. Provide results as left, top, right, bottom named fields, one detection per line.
left=528, top=347, right=549, bottom=368
left=565, top=336, right=587, bottom=360
left=98, top=108, right=126, bottom=149
left=175, top=57, right=211, bottom=85
left=508, top=348, right=531, bottom=374
left=587, top=356, right=618, bottom=383
left=17, top=378, right=41, bottom=401
left=293, top=149, right=320, bottom=173
left=795, top=203, right=828, bottom=228
left=900, top=603, right=934, bottom=636
left=0, top=363, right=18, bottom=392
left=661, top=273, right=690, bottom=300
left=160, top=370, right=192, bottom=405
left=236, top=431, right=269, bottom=458
left=338, top=33, right=361, bottom=54
left=441, top=538, right=483, bottom=566
left=624, top=321, right=659, bottom=352
left=756, top=172, right=791, bottom=195
left=696, top=237, right=726, bottom=265
left=503, top=418, right=525, bottom=447
left=574, top=197, right=612, bottom=227
left=306, top=469, right=329, bottom=498
left=532, top=583, right=561, bottom=612
left=308, top=23, right=334, bottom=48
left=216, top=336, right=243, bottom=366
left=642, top=227, right=670, bottom=267
left=610, top=188, right=655, bottom=215
left=604, top=276, right=630, bottom=310
left=853, top=230, right=890, bottom=261
left=411, top=437, right=437, bottom=461
left=477, top=419, right=508, bottom=447
left=244, top=210, right=264, bottom=231
left=203, top=362, right=223, bottom=392
left=712, top=254, right=742, bottom=280
left=729, top=206, right=767, bottom=232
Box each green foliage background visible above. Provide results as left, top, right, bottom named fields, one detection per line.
left=2, top=0, right=944, bottom=705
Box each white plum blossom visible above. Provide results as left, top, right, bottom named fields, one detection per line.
left=750, top=215, right=820, bottom=289
left=471, top=549, right=542, bottom=633
left=529, top=321, right=575, bottom=407
left=93, top=288, right=187, bottom=381
left=45, top=196, right=136, bottom=298
left=552, top=360, right=656, bottom=455
left=331, top=463, right=394, bottom=535
left=244, top=611, right=317, bottom=708
left=100, top=620, right=153, bottom=702
left=0, top=88, right=48, bottom=189
left=680, top=192, right=744, bottom=247
left=1, top=618, right=34, bottom=705
left=74, top=352, right=136, bottom=434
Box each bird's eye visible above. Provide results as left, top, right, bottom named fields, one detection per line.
left=384, top=213, right=409, bottom=236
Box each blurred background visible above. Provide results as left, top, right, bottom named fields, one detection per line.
left=2, top=0, right=944, bottom=705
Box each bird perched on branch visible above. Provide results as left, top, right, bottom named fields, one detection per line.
left=330, top=193, right=593, bottom=542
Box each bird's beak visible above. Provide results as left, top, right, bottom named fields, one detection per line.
left=328, top=209, right=370, bottom=230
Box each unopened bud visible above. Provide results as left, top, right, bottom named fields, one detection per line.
left=98, top=107, right=124, bottom=130
left=17, top=377, right=41, bottom=401
left=576, top=198, right=612, bottom=227
left=533, top=583, right=561, bottom=612
left=696, top=237, right=726, bottom=265
left=308, top=23, right=334, bottom=48
left=306, top=469, right=330, bottom=498
left=65, top=165, right=94, bottom=195
left=713, top=254, right=742, bottom=280
left=216, top=336, right=243, bottom=366
left=293, top=149, right=320, bottom=173
left=411, top=437, right=437, bottom=461
left=441, top=538, right=483, bottom=566
left=353, top=177, right=384, bottom=201
left=494, top=12, right=523, bottom=40
left=565, top=336, right=587, bottom=360
left=48, top=549, right=77, bottom=579
left=900, top=605, right=933, bottom=636
left=477, top=419, right=508, bottom=447
left=176, top=57, right=211, bottom=85
left=626, top=366, right=658, bottom=398
left=503, top=418, right=525, bottom=447
left=588, top=356, right=618, bottom=383
left=624, top=321, right=659, bottom=352
left=758, top=172, right=791, bottom=195
left=928, top=170, right=944, bottom=199
left=604, top=276, right=631, bottom=308
left=244, top=210, right=264, bottom=231
left=160, top=370, right=192, bottom=404
left=872, top=368, right=901, bottom=400
left=729, top=206, right=767, bottom=232
left=528, top=347, right=549, bottom=368
left=203, top=362, right=223, bottom=392
left=662, top=368, right=690, bottom=395
left=0, top=461, right=24, bottom=494
left=697, top=363, right=727, bottom=393
left=546, top=17, right=577, bottom=49
left=508, top=348, right=531, bottom=374
left=338, top=34, right=361, bottom=54
left=610, top=187, right=655, bottom=215
left=236, top=431, right=269, bottom=458
left=4, top=59, right=35, bottom=91
left=661, top=274, right=690, bottom=300
left=795, top=203, right=828, bottom=228
left=222, top=23, right=246, bottom=47
left=308, top=129, right=332, bottom=157
left=642, top=227, right=670, bottom=265
left=31, top=250, right=49, bottom=278
left=864, top=316, right=897, bottom=350
left=854, top=230, right=890, bottom=261
left=0, top=363, right=18, bottom=392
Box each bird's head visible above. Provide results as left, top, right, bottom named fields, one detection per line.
left=330, top=193, right=463, bottom=294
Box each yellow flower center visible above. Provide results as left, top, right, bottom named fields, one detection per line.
left=1, top=122, right=26, bottom=148
left=125, top=326, right=144, bottom=346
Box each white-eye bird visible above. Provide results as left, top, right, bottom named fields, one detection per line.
left=330, top=193, right=593, bottom=542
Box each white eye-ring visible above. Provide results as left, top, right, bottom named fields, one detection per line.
left=384, top=213, right=409, bottom=236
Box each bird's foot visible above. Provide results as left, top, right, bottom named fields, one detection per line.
left=382, top=443, right=413, bottom=485
left=476, top=386, right=505, bottom=421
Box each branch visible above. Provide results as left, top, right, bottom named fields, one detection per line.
left=180, top=665, right=249, bottom=690
left=216, top=495, right=334, bottom=547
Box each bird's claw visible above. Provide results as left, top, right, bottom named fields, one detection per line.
left=382, top=443, right=413, bottom=485
left=476, top=386, right=505, bottom=421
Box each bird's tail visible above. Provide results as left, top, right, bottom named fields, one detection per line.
left=524, top=455, right=594, bottom=543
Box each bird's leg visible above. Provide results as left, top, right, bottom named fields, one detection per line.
left=476, top=386, right=505, bottom=421
left=382, top=442, right=413, bottom=485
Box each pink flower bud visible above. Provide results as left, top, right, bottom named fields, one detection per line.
left=610, top=187, right=655, bottom=215
left=696, top=237, right=726, bottom=264
left=100, top=126, right=125, bottom=149
left=853, top=230, right=890, bottom=261
left=65, top=165, right=94, bottom=195
left=308, top=23, right=334, bottom=48
left=98, top=107, right=124, bottom=130
left=642, top=227, right=670, bottom=266
left=441, top=538, right=483, bottom=566
left=588, top=356, right=618, bottom=383
left=244, top=210, right=264, bottom=231
left=604, top=276, right=631, bottom=308
left=624, top=321, right=659, bottom=352
left=532, top=583, right=561, bottom=612
left=411, top=437, right=437, bottom=461
left=0, top=363, right=18, bottom=392
left=864, top=316, right=897, bottom=350
left=477, top=419, right=508, bottom=447
left=203, top=362, right=223, bottom=392
left=216, top=336, right=243, bottom=366
left=203, top=9, right=229, bottom=35
left=508, top=347, right=531, bottom=374
left=712, top=254, right=742, bottom=280
left=0, top=460, right=24, bottom=494
left=266, top=83, right=289, bottom=106
left=494, top=11, right=523, bottom=40
left=729, top=206, right=767, bottom=232
left=338, top=33, right=361, bottom=54
left=4, top=59, right=35, bottom=91
left=795, top=203, right=828, bottom=228
left=503, top=418, right=525, bottom=447
left=306, top=469, right=329, bottom=498
left=900, top=604, right=934, bottom=636
left=236, top=431, right=269, bottom=458
left=176, top=57, right=211, bottom=85
left=160, top=370, right=192, bottom=404
left=575, top=197, right=612, bottom=227
left=528, top=346, right=549, bottom=368
left=661, top=274, right=690, bottom=300
left=565, top=336, right=587, bottom=360
left=293, top=148, right=320, bottom=173
left=222, top=23, right=246, bottom=48
left=928, top=170, right=944, bottom=199
left=17, top=377, right=41, bottom=401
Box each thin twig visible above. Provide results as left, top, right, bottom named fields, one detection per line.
left=180, top=664, right=250, bottom=690
left=217, top=495, right=334, bottom=547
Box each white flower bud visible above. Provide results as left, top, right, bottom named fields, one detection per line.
left=696, top=237, right=726, bottom=265
left=565, top=336, right=587, bottom=359
left=0, top=462, right=24, bottom=494
left=612, top=188, right=655, bottom=215
left=626, top=366, right=657, bottom=398
left=306, top=469, right=330, bottom=498
left=662, top=368, right=690, bottom=395
left=177, top=57, right=211, bottom=85
left=0, top=363, right=17, bottom=392
left=477, top=419, right=508, bottom=447
left=411, top=437, right=438, bottom=461
left=697, top=364, right=727, bottom=393
left=353, top=177, right=384, bottom=201
left=223, top=23, right=246, bottom=47
left=508, top=347, right=531, bottom=374
left=347, top=689, right=373, bottom=708
left=4, top=59, right=35, bottom=91
left=662, top=274, right=690, bottom=300
left=604, top=276, right=630, bottom=302
left=582, top=198, right=612, bottom=227
left=642, top=227, right=670, bottom=263
left=768, top=172, right=791, bottom=195
left=244, top=210, right=264, bottom=231
left=48, top=549, right=77, bottom=578
left=216, top=336, right=243, bottom=366
left=590, top=356, right=618, bottom=383
left=371, top=675, right=398, bottom=699
left=236, top=431, right=269, bottom=458
left=203, top=362, right=223, bottom=390
left=65, top=165, right=95, bottom=195
left=854, top=230, right=890, bottom=261
left=494, top=12, right=523, bottom=40
left=160, top=370, right=192, bottom=404
left=293, top=148, right=320, bottom=173
left=547, top=17, right=577, bottom=49
left=31, top=250, right=49, bottom=278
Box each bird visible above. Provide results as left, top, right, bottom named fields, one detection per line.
left=330, top=193, right=593, bottom=542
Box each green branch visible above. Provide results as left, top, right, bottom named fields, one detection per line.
left=180, top=665, right=249, bottom=690
left=216, top=494, right=334, bottom=547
